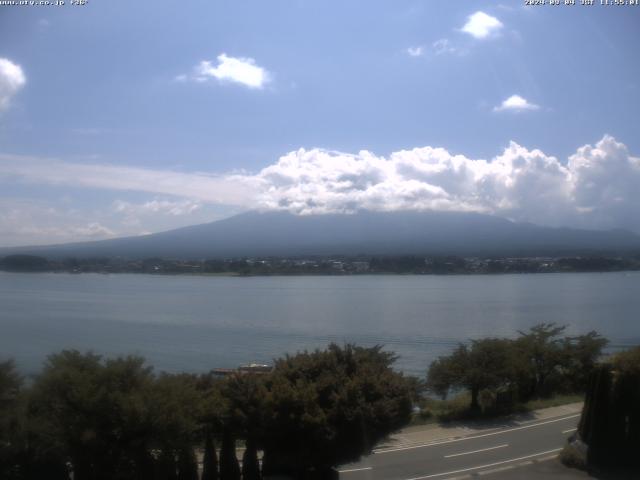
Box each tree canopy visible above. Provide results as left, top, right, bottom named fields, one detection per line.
left=261, top=343, right=414, bottom=476
left=427, top=324, right=608, bottom=411
left=1, top=344, right=416, bottom=480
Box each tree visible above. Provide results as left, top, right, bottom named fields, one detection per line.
left=28, top=351, right=157, bottom=480
left=177, top=447, right=199, bottom=480
left=611, top=345, right=640, bottom=374
left=261, top=343, right=414, bottom=478
left=0, top=255, right=48, bottom=272
left=427, top=338, right=515, bottom=412
left=218, top=373, right=267, bottom=480
left=157, top=450, right=178, bottom=480
left=219, top=428, right=240, bottom=480
left=0, top=360, right=24, bottom=479
left=561, top=331, right=608, bottom=392
left=201, top=431, right=219, bottom=480
left=197, top=373, right=226, bottom=480
left=577, top=347, right=640, bottom=470
left=241, top=440, right=261, bottom=480
left=513, top=323, right=568, bottom=399
left=513, top=323, right=607, bottom=399
left=149, top=372, right=205, bottom=480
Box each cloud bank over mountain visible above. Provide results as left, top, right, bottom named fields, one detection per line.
left=1, top=136, right=639, bottom=243
left=246, top=135, right=640, bottom=232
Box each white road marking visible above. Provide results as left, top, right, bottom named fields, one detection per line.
left=375, top=414, right=579, bottom=454
left=444, top=444, right=508, bottom=458
left=338, top=467, right=372, bottom=473
left=403, top=448, right=563, bottom=480
left=562, top=428, right=577, bottom=434
left=477, top=465, right=514, bottom=476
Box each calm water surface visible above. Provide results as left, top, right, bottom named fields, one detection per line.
left=1, top=271, right=639, bottom=376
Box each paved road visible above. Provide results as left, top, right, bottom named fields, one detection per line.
left=338, top=413, right=580, bottom=480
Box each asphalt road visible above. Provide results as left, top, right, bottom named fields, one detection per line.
left=338, top=413, right=580, bottom=480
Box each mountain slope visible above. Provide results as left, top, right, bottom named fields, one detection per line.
left=2, top=210, right=640, bottom=259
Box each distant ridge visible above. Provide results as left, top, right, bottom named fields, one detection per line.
left=2, top=210, right=640, bottom=259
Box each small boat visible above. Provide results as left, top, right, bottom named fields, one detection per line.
left=211, top=363, right=273, bottom=377
left=237, top=363, right=272, bottom=373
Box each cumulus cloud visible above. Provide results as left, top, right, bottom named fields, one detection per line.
left=568, top=136, right=640, bottom=229
left=406, top=46, right=424, bottom=57
left=461, top=11, right=503, bottom=39
left=241, top=136, right=640, bottom=232
left=2, top=136, right=640, bottom=233
left=0, top=58, right=26, bottom=112
left=247, top=144, right=573, bottom=227
left=184, top=53, right=270, bottom=89
left=494, top=95, right=540, bottom=112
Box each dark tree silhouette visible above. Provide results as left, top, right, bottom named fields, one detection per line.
left=201, top=431, right=219, bottom=480
left=219, top=428, right=240, bottom=480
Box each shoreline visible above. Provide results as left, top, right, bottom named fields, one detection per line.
left=2, top=268, right=639, bottom=277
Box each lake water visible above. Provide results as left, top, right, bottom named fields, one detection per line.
left=1, top=271, right=639, bottom=377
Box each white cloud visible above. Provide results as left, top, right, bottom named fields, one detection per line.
left=0, top=155, right=257, bottom=205
left=114, top=199, right=202, bottom=217
left=0, top=58, right=26, bottom=112
left=241, top=136, right=640, bottom=232
left=187, top=53, right=270, bottom=89
left=568, top=135, right=640, bottom=229
left=2, top=136, right=640, bottom=234
left=246, top=144, right=573, bottom=226
left=0, top=199, right=116, bottom=246
left=71, top=222, right=115, bottom=238
left=432, top=39, right=458, bottom=56
left=493, top=95, right=540, bottom=112
left=461, top=11, right=503, bottom=39
left=406, top=46, right=424, bottom=57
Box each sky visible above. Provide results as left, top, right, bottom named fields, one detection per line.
left=1, top=0, right=639, bottom=246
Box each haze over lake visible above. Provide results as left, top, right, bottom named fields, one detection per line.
left=2, top=271, right=639, bottom=376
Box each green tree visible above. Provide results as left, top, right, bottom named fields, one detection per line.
left=149, top=372, right=205, bottom=480
left=513, top=323, right=568, bottom=399
left=28, top=351, right=157, bottom=480
left=196, top=373, right=225, bottom=480
left=218, top=373, right=267, bottom=480
left=0, top=360, right=24, bottom=479
left=261, top=343, right=414, bottom=478
left=611, top=345, right=640, bottom=374
left=561, top=331, right=608, bottom=392
left=427, top=338, right=515, bottom=412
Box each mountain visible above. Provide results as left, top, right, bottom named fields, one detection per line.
left=2, top=210, right=640, bottom=259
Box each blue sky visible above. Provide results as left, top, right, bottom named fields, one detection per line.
left=1, top=1, right=640, bottom=246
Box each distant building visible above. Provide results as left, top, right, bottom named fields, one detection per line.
left=352, top=261, right=370, bottom=272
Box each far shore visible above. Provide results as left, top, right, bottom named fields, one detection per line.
left=2, top=253, right=640, bottom=277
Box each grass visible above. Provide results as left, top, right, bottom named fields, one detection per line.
left=521, top=393, right=583, bottom=411
left=559, top=444, right=587, bottom=470
left=409, top=391, right=584, bottom=426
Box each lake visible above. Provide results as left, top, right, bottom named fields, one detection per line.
left=1, top=271, right=639, bottom=377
